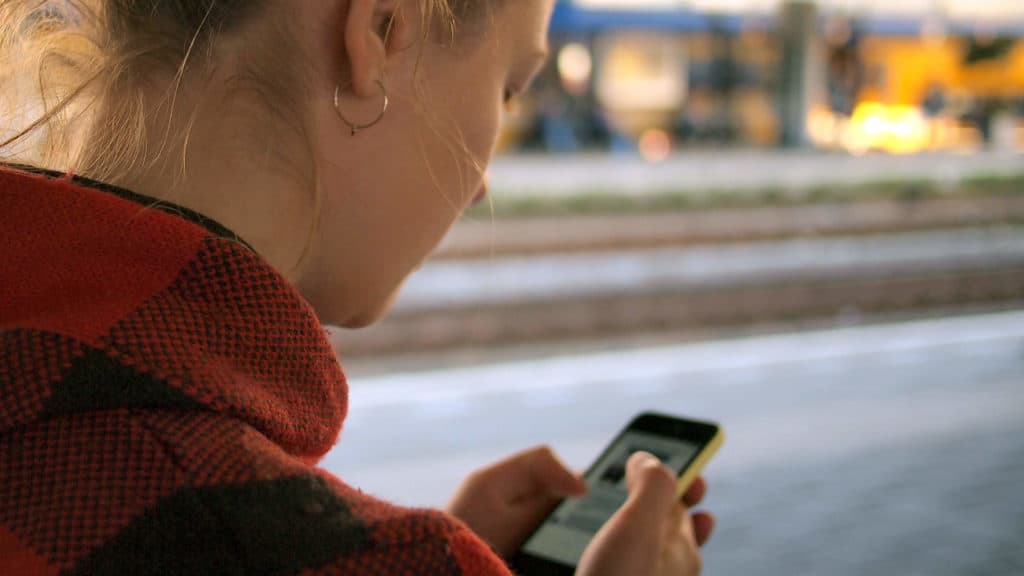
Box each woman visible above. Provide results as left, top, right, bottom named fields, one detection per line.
left=0, top=1, right=714, bottom=574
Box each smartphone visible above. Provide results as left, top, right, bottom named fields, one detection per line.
left=511, top=412, right=724, bottom=575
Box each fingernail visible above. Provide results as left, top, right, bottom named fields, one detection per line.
left=633, top=451, right=659, bottom=467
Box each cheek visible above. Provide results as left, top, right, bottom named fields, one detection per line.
left=462, top=96, right=503, bottom=168
left=433, top=84, right=503, bottom=203
left=415, top=44, right=507, bottom=203
left=455, top=105, right=501, bottom=207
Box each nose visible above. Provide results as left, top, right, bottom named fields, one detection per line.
left=471, top=176, right=490, bottom=207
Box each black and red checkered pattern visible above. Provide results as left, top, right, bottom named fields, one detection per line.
left=0, top=167, right=511, bottom=575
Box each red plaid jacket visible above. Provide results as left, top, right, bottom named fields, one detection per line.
left=0, top=166, right=511, bottom=575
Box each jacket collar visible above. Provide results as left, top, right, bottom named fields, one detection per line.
left=0, top=166, right=347, bottom=463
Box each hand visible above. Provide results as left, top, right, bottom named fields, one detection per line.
left=447, top=446, right=587, bottom=558
left=577, top=452, right=715, bottom=576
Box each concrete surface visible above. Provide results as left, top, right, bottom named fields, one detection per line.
left=325, top=310, right=1024, bottom=575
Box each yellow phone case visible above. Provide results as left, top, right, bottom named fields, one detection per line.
left=675, top=428, right=725, bottom=498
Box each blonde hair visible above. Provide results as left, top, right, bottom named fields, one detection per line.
left=0, top=0, right=480, bottom=180
left=1, top=0, right=489, bottom=275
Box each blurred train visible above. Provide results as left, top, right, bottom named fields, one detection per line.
left=501, top=0, right=1024, bottom=156
left=810, top=14, right=1024, bottom=154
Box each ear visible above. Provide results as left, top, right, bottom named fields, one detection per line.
left=344, top=0, right=414, bottom=99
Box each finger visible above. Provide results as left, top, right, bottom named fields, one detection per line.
left=521, top=446, right=588, bottom=498
left=682, top=476, right=707, bottom=508
left=692, top=512, right=716, bottom=547
left=471, top=446, right=581, bottom=497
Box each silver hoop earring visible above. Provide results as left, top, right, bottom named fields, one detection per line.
left=334, top=78, right=389, bottom=136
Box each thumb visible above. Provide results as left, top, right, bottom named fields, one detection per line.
left=577, top=452, right=677, bottom=576
left=623, top=451, right=677, bottom=517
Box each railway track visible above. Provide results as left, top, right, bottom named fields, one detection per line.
left=333, top=232, right=1024, bottom=357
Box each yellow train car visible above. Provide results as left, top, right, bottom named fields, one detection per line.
left=817, top=31, right=1024, bottom=153
left=857, top=35, right=1024, bottom=105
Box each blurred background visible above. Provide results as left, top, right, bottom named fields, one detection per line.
left=327, top=1, right=1024, bottom=574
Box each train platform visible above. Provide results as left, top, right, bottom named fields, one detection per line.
left=487, top=150, right=1024, bottom=196
left=328, top=310, right=1024, bottom=576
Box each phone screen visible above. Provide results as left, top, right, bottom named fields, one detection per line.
left=519, top=429, right=703, bottom=567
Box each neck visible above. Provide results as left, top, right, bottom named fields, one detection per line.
left=81, top=78, right=316, bottom=282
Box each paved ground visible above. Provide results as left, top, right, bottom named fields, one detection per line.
left=487, top=150, right=1024, bottom=196
left=324, top=310, right=1024, bottom=575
